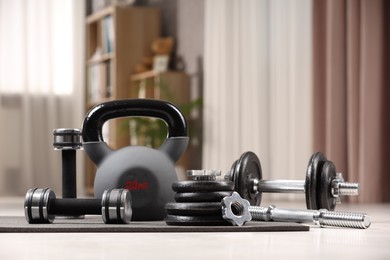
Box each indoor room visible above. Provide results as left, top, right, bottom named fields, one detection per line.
left=0, top=0, right=389, bottom=259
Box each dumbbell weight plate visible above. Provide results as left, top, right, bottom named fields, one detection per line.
left=175, top=191, right=233, bottom=203
left=319, top=161, right=337, bottom=211
left=305, top=152, right=327, bottom=210
left=101, top=189, right=132, bottom=224
left=172, top=181, right=234, bottom=193
left=165, top=202, right=222, bottom=216
left=165, top=214, right=228, bottom=226
left=24, top=188, right=56, bottom=224
left=231, top=152, right=262, bottom=206
left=227, top=159, right=238, bottom=184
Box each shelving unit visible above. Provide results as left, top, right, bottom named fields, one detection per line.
left=130, top=71, right=190, bottom=102
left=84, top=5, right=161, bottom=193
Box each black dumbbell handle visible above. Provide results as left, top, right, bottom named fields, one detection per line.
left=49, top=198, right=101, bottom=216
left=62, top=150, right=77, bottom=199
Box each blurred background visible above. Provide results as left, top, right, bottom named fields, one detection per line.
left=0, top=0, right=388, bottom=203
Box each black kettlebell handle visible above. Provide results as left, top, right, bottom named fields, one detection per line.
left=82, top=99, right=188, bottom=143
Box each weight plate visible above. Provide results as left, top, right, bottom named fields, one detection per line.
left=231, top=152, right=262, bottom=206
left=226, top=159, right=238, bottom=186
left=102, top=189, right=132, bottom=224
left=165, top=214, right=228, bottom=226
left=165, top=202, right=222, bottom=216
left=24, top=188, right=56, bottom=224
left=175, top=191, right=233, bottom=203
left=319, top=161, right=337, bottom=211
left=172, top=181, right=234, bottom=193
left=305, top=152, right=327, bottom=210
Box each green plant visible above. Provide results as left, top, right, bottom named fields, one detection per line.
left=126, top=98, right=202, bottom=148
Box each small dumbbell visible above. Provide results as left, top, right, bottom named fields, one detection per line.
left=53, top=128, right=82, bottom=199
left=226, top=151, right=359, bottom=210
left=24, top=188, right=132, bottom=224
left=222, top=192, right=371, bottom=229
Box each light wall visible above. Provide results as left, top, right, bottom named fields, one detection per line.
left=202, top=0, right=313, bottom=201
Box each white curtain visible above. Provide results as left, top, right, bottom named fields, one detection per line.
left=203, top=0, right=312, bottom=199
left=0, top=0, right=85, bottom=196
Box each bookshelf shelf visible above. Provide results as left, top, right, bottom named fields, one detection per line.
left=86, top=5, right=115, bottom=24
left=87, top=52, right=115, bottom=65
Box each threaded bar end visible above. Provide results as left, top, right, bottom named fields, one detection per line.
left=248, top=206, right=269, bottom=221
left=320, top=211, right=371, bottom=229
left=338, top=183, right=359, bottom=196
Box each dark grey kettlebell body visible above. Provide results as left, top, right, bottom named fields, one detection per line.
left=82, top=99, right=189, bottom=221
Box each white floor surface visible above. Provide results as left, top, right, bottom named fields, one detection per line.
left=0, top=197, right=389, bottom=260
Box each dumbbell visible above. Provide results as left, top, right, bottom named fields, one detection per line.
left=53, top=128, right=82, bottom=199
left=222, top=192, right=371, bottom=229
left=24, top=188, right=132, bottom=224
left=226, top=151, right=359, bottom=211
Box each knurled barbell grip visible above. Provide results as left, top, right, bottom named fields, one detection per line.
left=49, top=198, right=101, bottom=216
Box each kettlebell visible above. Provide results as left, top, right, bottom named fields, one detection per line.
left=82, top=99, right=189, bottom=221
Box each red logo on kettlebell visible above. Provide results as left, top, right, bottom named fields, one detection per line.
left=125, top=180, right=149, bottom=191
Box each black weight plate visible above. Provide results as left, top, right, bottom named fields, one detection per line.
left=305, top=152, right=327, bottom=210
left=172, top=181, right=234, bottom=193
left=165, top=202, right=222, bottom=216
left=165, top=214, right=228, bottom=226
left=232, top=152, right=262, bottom=206
left=226, top=159, right=239, bottom=185
left=319, top=161, right=337, bottom=211
left=175, top=191, right=233, bottom=203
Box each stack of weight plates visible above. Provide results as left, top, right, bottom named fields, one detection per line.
left=165, top=179, right=234, bottom=226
